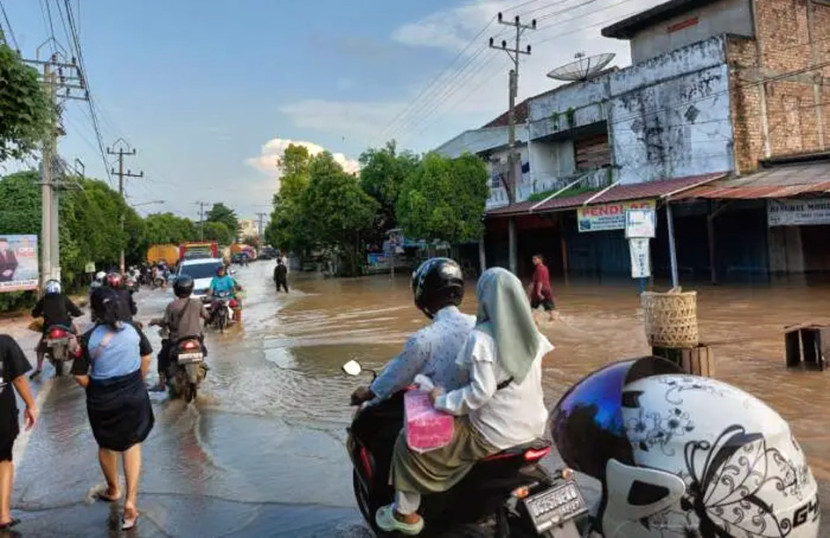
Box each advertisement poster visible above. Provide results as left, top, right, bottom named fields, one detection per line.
left=767, top=198, right=830, bottom=227
left=629, top=238, right=651, bottom=279
left=625, top=208, right=657, bottom=238
left=0, top=235, right=39, bottom=292
left=578, top=199, right=656, bottom=233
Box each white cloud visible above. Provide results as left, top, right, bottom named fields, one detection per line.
left=245, top=138, right=361, bottom=178
left=278, top=0, right=665, bottom=152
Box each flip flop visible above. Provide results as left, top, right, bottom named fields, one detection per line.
left=0, top=518, right=20, bottom=529
left=121, top=510, right=139, bottom=531
left=375, top=504, right=424, bottom=536
left=94, top=490, right=120, bottom=502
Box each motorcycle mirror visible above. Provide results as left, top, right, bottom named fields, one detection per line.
left=342, top=360, right=362, bottom=377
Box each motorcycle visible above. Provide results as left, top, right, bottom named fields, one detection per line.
left=126, top=276, right=140, bottom=294
left=343, top=360, right=590, bottom=538
left=202, top=291, right=238, bottom=333
left=44, top=325, right=75, bottom=376
left=168, top=336, right=207, bottom=403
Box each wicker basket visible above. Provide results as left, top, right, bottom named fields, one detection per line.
left=641, top=289, right=699, bottom=348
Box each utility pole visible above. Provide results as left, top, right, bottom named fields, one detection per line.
left=490, top=13, right=535, bottom=275
left=255, top=212, right=268, bottom=238
left=107, top=141, right=143, bottom=273
left=196, top=202, right=209, bottom=240
left=26, top=46, right=87, bottom=287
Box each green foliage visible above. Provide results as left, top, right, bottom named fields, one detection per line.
left=240, top=235, right=261, bottom=248
left=549, top=111, right=560, bottom=130
left=265, top=144, right=314, bottom=254
left=142, top=213, right=198, bottom=245
left=203, top=221, right=232, bottom=245
left=302, top=152, right=378, bottom=275
left=206, top=203, right=238, bottom=240
left=565, top=107, right=576, bottom=128
left=526, top=184, right=600, bottom=202
left=277, top=144, right=312, bottom=203
left=396, top=152, right=488, bottom=243
left=0, top=45, right=53, bottom=162
left=359, top=140, right=419, bottom=232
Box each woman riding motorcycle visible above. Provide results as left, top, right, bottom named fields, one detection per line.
left=207, top=265, right=240, bottom=299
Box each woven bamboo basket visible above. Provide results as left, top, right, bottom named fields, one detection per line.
left=641, top=288, right=699, bottom=348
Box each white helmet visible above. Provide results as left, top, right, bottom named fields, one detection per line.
left=94, top=271, right=106, bottom=283
left=44, top=279, right=61, bottom=295
left=551, top=357, right=819, bottom=538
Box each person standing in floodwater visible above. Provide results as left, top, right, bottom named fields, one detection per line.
left=274, top=258, right=289, bottom=293
left=529, top=254, right=556, bottom=321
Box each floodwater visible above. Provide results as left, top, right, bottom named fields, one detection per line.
left=3, top=262, right=830, bottom=536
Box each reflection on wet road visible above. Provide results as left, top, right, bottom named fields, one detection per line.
left=4, top=264, right=830, bottom=536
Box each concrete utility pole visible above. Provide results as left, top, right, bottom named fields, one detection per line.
left=489, top=13, right=535, bottom=274
left=107, top=141, right=143, bottom=273
left=26, top=47, right=87, bottom=287
left=255, top=212, right=268, bottom=238
left=196, top=202, right=209, bottom=240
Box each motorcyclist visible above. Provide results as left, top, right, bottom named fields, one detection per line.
left=105, top=272, right=137, bottom=322
left=148, top=275, right=210, bottom=392
left=207, top=265, right=240, bottom=299
left=90, top=271, right=106, bottom=291
left=350, top=258, right=475, bottom=407
left=30, top=280, right=83, bottom=379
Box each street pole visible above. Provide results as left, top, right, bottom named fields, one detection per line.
left=666, top=202, right=680, bottom=289
left=40, top=60, right=54, bottom=288
left=107, top=142, right=143, bottom=274
left=196, top=202, right=208, bottom=240
left=489, top=13, right=535, bottom=274
left=255, top=212, right=268, bottom=239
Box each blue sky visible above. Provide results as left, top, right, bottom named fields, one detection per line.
left=1, top=0, right=661, bottom=220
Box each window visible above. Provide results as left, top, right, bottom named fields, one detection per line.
left=180, top=262, right=223, bottom=280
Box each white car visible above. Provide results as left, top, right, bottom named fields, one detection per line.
left=175, top=258, right=226, bottom=298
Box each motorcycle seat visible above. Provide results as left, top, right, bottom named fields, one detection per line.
left=481, top=438, right=552, bottom=462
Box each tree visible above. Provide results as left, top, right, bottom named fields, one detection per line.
left=206, top=203, right=238, bottom=240
left=266, top=144, right=314, bottom=254
left=277, top=144, right=313, bottom=202
left=0, top=45, right=53, bottom=162
left=359, top=140, right=419, bottom=234
left=142, top=213, right=198, bottom=245
left=302, top=152, right=378, bottom=275
left=203, top=221, right=233, bottom=245
left=396, top=152, right=489, bottom=243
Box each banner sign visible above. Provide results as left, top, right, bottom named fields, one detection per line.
left=629, top=238, right=651, bottom=279
left=768, top=198, right=830, bottom=227
left=625, top=208, right=657, bottom=238
left=578, top=200, right=656, bottom=233
left=0, top=235, right=39, bottom=293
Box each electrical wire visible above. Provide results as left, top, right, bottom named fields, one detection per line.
left=0, top=0, right=18, bottom=49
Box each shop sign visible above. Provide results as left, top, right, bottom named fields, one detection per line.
left=629, top=238, right=651, bottom=279
left=625, top=208, right=657, bottom=238
left=0, top=235, right=39, bottom=293
left=578, top=199, right=656, bottom=233
left=768, top=198, right=830, bottom=227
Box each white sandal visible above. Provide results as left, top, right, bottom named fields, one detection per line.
left=375, top=504, right=424, bottom=535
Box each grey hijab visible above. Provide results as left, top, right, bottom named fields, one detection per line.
left=475, top=267, right=541, bottom=384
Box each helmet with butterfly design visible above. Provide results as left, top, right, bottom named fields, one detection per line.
left=550, top=357, right=819, bottom=538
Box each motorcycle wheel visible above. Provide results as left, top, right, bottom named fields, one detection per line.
left=353, top=470, right=384, bottom=535
left=218, top=312, right=226, bottom=334
left=184, top=382, right=196, bottom=403
left=51, top=359, right=63, bottom=377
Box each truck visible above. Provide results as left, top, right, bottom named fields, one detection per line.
left=179, top=241, right=219, bottom=262
left=146, top=244, right=180, bottom=266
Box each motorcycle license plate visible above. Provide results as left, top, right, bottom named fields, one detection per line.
left=177, top=352, right=204, bottom=364
left=523, top=481, right=587, bottom=534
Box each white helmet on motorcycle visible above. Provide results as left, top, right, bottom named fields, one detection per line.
left=95, top=271, right=106, bottom=284
left=44, top=279, right=61, bottom=295
left=550, top=357, right=819, bottom=538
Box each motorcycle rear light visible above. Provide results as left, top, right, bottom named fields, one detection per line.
left=49, top=329, right=67, bottom=338
left=523, top=447, right=551, bottom=462
left=511, top=486, right=531, bottom=500
left=183, top=341, right=198, bottom=349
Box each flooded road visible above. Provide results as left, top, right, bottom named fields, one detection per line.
left=3, top=262, right=830, bottom=536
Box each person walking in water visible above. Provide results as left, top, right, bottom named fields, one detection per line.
left=71, top=287, right=154, bottom=531
left=529, top=254, right=556, bottom=321
left=0, top=335, right=38, bottom=530
left=273, top=258, right=289, bottom=293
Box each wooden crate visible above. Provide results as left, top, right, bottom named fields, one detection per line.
left=784, top=324, right=827, bottom=371
left=652, top=344, right=715, bottom=377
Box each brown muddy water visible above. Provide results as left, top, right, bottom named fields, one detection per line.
left=281, top=270, right=830, bottom=484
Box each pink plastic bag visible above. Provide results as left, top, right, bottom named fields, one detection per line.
left=404, top=390, right=455, bottom=453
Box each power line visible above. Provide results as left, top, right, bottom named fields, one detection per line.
left=0, top=0, right=18, bottom=49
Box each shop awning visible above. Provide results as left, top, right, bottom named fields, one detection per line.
left=672, top=161, right=830, bottom=201
left=486, top=172, right=727, bottom=218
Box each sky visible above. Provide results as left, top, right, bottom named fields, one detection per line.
left=0, top=0, right=666, bottom=221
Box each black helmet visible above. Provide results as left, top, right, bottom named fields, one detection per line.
left=411, top=258, right=464, bottom=318
left=173, top=275, right=194, bottom=298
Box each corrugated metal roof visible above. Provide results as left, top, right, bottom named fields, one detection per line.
left=673, top=162, right=830, bottom=201
left=486, top=172, right=727, bottom=218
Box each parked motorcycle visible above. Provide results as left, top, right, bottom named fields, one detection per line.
left=343, top=360, right=589, bottom=538
left=167, top=336, right=207, bottom=403
left=44, top=325, right=75, bottom=376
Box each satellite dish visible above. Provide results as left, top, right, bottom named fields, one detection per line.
left=547, top=52, right=616, bottom=82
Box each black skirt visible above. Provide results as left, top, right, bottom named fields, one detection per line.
left=86, top=369, right=154, bottom=451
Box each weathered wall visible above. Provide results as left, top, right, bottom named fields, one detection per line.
left=629, top=0, right=754, bottom=63
left=434, top=126, right=522, bottom=159
left=485, top=147, right=530, bottom=209
left=529, top=138, right=576, bottom=192
left=609, top=37, right=735, bottom=184
left=728, top=0, right=830, bottom=172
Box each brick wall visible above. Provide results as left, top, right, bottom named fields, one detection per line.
left=727, top=0, right=830, bottom=173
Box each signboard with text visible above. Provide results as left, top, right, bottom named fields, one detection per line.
left=768, top=198, right=830, bottom=227
left=629, top=238, right=652, bottom=278
left=625, top=208, right=657, bottom=238
left=578, top=199, right=656, bottom=233
left=0, top=235, right=39, bottom=293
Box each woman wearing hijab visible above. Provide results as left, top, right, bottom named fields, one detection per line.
left=376, top=267, right=554, bottom=535
left=72, top=287, right=154, bottom=531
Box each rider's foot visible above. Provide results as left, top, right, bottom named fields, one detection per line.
left=376, top=505, right=424, bottom=535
